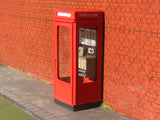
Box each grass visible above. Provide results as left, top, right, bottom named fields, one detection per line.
left=15, top=69, right=23, bottom=73
left=27, top=73, right=34, bottom=77
left=0, top=97, right=37, bottom=120
left=7, top=66, right=23, bottom=73
left=0, top=64, right=4, bottom=66
left=41, top=79, right=50, bottom=85
left=101, top=103, right=113, bottom=111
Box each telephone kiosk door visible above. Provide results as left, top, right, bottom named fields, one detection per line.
left=75, top=21, right=103, bottom=106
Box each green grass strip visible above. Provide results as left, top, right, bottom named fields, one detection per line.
left=0, top=97, right=37, bottom=120
left=0, top=64, right=4, bottom=66
left=101, top=103, right=114, bottom=111
left=27, top=73, right=34, bottom=77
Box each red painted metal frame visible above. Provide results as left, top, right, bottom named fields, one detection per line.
left=54, top=10, right=103, bottom=22
left=54, top=10, right=103, bottom=107
left=54, top=22, right=73, bottom=105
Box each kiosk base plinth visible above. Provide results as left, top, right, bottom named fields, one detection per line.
left=54, top=99, right=102, bottom=111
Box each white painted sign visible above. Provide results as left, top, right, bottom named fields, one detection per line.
left=57, top=12, right=71, bottom=17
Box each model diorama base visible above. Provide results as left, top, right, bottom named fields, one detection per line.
left=54, top=99, right=102, bottom=111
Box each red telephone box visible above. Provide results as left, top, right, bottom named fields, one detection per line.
left=54, top=10, right=103, bottom=110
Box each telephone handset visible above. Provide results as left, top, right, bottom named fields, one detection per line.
left=79, top=47, right=84, bottom=56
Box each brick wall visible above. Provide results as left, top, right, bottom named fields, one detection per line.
left=0, top=0, right=159, bottom=120
left=0, top=0, right=54, bottom=82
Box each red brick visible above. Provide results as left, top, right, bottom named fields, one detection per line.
left=152, top=103, right=160, bottom=109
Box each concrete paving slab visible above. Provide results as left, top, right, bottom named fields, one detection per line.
left=0, top=66, right=135, bottom=120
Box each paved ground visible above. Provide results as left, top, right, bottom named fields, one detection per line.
left=0, top=65, right=135, bottom=120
